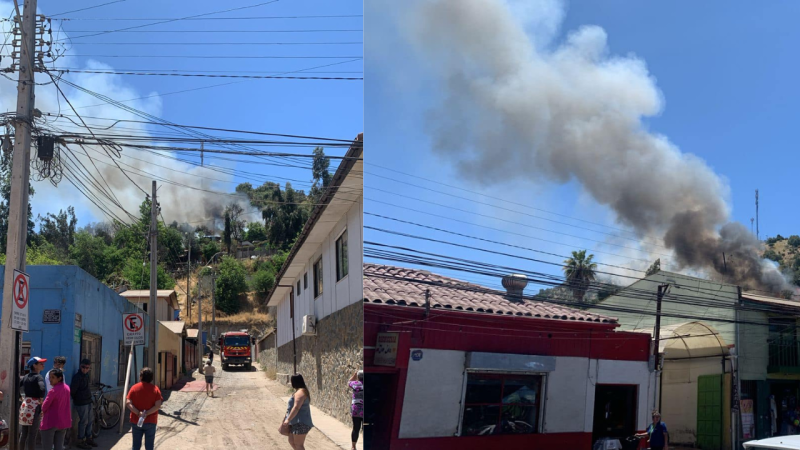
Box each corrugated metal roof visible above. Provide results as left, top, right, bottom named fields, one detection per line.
left=364, top=264, right=616, bottom=323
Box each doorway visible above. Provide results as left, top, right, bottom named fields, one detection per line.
left=593, top=385, right=638, bottom=442
left=364, top=372, right=397, bottom=450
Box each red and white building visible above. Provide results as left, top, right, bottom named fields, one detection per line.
left=364, top=264, right=656, bottom=450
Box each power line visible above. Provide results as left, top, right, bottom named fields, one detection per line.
left=50, top=0, right=126, bottom=18
left=52, top=15, right=363, bottom=21
left=60, top=1, right=281, bottom=40
left=54, top=30, right=363, bottom=37
left=59, top=41, right=363, bottom=45
left=57, top=55, right=363, bottom=59
left=57, top=69, right=361, bottom=80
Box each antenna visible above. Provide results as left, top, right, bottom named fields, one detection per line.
left=750, top=218, right=754, bottom=235
left=756, top=189, right=759, bottom=240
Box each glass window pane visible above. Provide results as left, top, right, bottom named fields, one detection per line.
left=465, top=375, right=502, bottom=404
left=502, top=377, right=540, bottom=405
left=462, top=405, right=500, bottom=436
left=500, top=405, right=538, bottom=434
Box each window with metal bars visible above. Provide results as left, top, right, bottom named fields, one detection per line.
left=461, top=373, right=542, bottom=436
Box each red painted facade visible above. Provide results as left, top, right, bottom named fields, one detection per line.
left=364, top=302, right=652, bottom=450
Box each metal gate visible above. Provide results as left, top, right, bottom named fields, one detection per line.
left=697, top=374, right=723, bottom=450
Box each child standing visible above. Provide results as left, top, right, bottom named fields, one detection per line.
left=204, top=360, right=215, bottom=397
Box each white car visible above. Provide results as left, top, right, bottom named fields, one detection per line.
left=744, top=436, right=800, bottom=449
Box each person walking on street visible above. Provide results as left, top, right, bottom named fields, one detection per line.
left=40, top=368, right=71, bottom=450
left=204, top=360, right=216, bottom=397
left=71, top=359, right=97, bottom=449
left=635, top=411, right=669, bottom=450
left=282, top=374, right=314, bottom=450
left=45, top=356, right=66, bottom=395
left=19, top=357, right=46, bottom=450
left=126, top=367, right=163, bottom=450
left=348, top=370, right=364, bottom=450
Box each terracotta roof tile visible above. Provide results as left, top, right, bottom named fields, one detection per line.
left=363, top=264, right=616, bottom=323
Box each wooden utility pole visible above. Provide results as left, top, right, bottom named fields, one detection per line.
left=654, top=283, right=669, bottom=411
left=148, top=181, right=158, bottom=381
left=0, top=1, right=38, bottom=446
left=187, top=241, right=191, bottom=323
left=211, top=271, right=217, bottom=340
left=198, top=285, right=203, bottom=375
left=756, top=189, right=759, bottom=240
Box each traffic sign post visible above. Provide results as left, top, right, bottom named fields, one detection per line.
left=11, top=269, right=29, bottom=331
left=123, top=313, right=145, bottom=346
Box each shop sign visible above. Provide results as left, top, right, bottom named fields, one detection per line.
left=374, top=332, right=399, bottom=367
left=42, top=309, right=61, bottom=324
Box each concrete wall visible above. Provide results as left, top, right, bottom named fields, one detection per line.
left=660, top=358, right=726, bottom=445
left=277, top=198, right=363, bottom=347
left=0, top=266, right=146, bottom=403
left=276, top=301, right=363, bottom=425
left=399, top=349, right=465, bottom=439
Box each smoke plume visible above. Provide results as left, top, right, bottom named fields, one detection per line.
left=403, top=0, right=789, bottom=292
left=0, top=1, right=253, bottom=229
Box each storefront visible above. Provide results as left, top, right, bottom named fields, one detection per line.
left=364, top=264, right=655, bottom=450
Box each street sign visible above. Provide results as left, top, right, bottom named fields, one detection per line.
left=11, top=269, right=29, bottom=331
left=73, top=328, right=81, bottom=343
left=74, top=313, right=82, bottom=328
left=42, top=309, right=61, bottom=324
left=374, top=332, right=399, bottom=367
left=123, top=313, right=145, bottom=346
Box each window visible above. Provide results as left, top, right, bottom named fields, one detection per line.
left=461, top=373, right=542, bottom=436
left=313, top=258, right=323, bottom=298
left=303, top=273, right=308, bottom=289
left=142, top=302, right=148, bottom=312
left=336, top=229, right=349, bottom=281
left=118, top=341, right=128, bottom=386
left=80, top=332, right=102, bottom=386
left=297, top=280, right=301, bottom=296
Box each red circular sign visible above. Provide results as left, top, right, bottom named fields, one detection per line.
left=124, top=314, right=143, bottom=332
left=13, top=274, right=28, bottom=309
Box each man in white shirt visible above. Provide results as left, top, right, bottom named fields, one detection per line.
left=45, top=356, right=66, bottom=394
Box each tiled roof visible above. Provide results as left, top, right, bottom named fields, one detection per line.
left=363, top=264, right=616, bottom=323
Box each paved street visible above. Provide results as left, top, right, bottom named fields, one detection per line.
left=94, top=359, right=344, bottom=450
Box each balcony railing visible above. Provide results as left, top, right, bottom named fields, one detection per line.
left=769, top=339, right=800, bottom=369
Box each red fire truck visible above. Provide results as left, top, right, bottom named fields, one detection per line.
left=218, top=331, right=253, bottom=370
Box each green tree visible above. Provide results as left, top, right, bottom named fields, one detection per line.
left=203, top=241, right=220, bottom=262
left=223, top=211, right=232, bottom=253
left=0, top=149, right=37, bottom=253
left=251, top=268, right=276, bottom=301
left=244, top=221, right=267, bottom=242
left=121, top=257, right=175, bottom=290
left=563, top=250, right=598, bottom=302
left=70, top=231, right=123, bottom=282
left=37, top=207, right=77, bottom=258
left=214, top=256, right=248, bottom=314
left=789, top=235, right=800, bottom=248
left=262, top=183, right=309, bottom=250
left=309, top=147, right=332, bottom=203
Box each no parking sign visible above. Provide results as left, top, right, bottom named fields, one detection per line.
left=11, top=269, right=29, bottom=331
left=123, top=313, right=144, bottom=346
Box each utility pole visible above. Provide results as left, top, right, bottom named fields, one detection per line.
left=148, top=181, right=158, bottom=382
left=186, top=238, right=191, bottom=324
left=756, top=189, right=759, bottom=240
left=197, top=288, right=203, bottom=375
left=200, top=141, right=204, bottom=167
left=0, top=1, right=38, bottom=446
left=751, top=218, right=754, bottom=236
left=211, top=271, right=217, bottom=340
left=654, top=284, right=669, bottom=411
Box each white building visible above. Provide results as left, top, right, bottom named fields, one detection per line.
left=264, top=133, right=363, bottom=424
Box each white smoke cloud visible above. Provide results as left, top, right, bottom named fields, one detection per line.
left=399, top=0, right=789, bottom=292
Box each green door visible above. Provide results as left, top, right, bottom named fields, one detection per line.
left=756, top=381, right=771, bottom=439
left=697, top=374, right=723, bottom=450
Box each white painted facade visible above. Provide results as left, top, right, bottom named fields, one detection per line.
left=276, top=196, right=363, bottom=348
left=398, top=349, right=655, bottom=439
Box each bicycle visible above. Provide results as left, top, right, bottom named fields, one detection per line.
left=91, top=383, right=122, bottom=437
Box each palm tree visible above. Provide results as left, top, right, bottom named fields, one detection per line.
left=563, top=250, right=598, bottom=302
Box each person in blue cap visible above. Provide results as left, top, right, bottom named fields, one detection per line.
left=18, top=356, right=46, bottom=450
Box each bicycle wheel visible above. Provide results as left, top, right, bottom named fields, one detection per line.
left=91, top=407, right=101, bottom=437
left=99, top=400, right=122, bottom=429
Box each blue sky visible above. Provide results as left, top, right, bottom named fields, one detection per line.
left=365, top=0, right=800, bottom=293
left=1, top=0, right=362, bottom=229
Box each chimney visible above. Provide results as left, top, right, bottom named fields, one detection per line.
left=502, top=274, right=528, bottom=303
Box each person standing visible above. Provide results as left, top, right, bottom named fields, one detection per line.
left=70, top=359, right=97, bottom=449
left=19, top=357, right=46, bottom=450
left=40, top=368, right=71, bottom=450
left=45, top=356, right=67, bottom=395
left=204, top=360, right=216, bottom=397
left=282, top=374, right=313, bottom=450
left=635, top=411, right=669, bottom=450
left=126, top=367, right=163, bottom=450
left=348, top=371, right=364, bottom=450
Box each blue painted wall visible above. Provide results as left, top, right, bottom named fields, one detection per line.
left=0, top=266, right=148, bottom=398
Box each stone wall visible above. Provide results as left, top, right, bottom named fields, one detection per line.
left=276, top=301, right=363, bottom=425
left=258, top=332, right=277, bottom=374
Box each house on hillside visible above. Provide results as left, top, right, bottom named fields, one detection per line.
left=364, top=264, right=655, bottom=450
left=263, top=133, right=363, bottom=425
left=0, top=266, right=147, bottom=407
